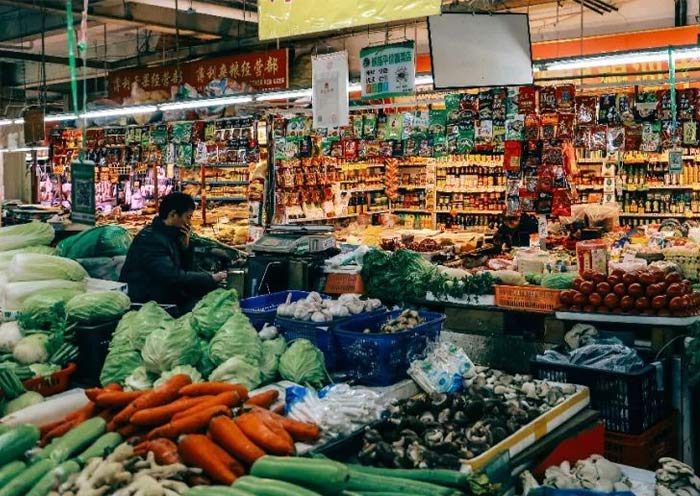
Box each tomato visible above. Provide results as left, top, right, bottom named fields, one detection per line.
left=592, top=273, right=606, bottom=284
left=572, top=278, right=583, bottom=291
left=682, top=280, right=692, bottom=295
left=620, top=295, right=635, bottom=311
left=559, top=290, right=573, bottom=305
left=613, top=283, right=627, bottom=297
left=572, top=291, right=586, bottom=306
left=611, top=269, right=625, bottom=278
left=622, top=273, right=638, bottom=285
left=651, top=295, right=667, bottom=310
left=665, top=272, right=682, bottom=284
left=645, top=284, right=662, bottom=298
left=603, top=293, right=619, bottom=309
left=581, top=269, right=596, bottom=281
left=680, top=295, right=691, bottom=310
left=588, top=293, right=602, bottom=306
left=667, top=283, right=684, bottom=297
left=607, top=274, right=621, bottom=286
left=635, top=297, right=650, bottom=311
left=580, top=281, right=594, bottom=295
left=627, top=283, right=643, bottom=297
left=595, top=281, right=611, bottom=296
left=669, top=296, right=683, bottom=312
left=650, top=269, right=665, bottom=283
left=638, top=271, right=655, bottom=285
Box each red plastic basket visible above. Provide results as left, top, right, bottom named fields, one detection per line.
left=604, top=412, right=677, bottom=469
left=24, top=362, right=76, bottom=397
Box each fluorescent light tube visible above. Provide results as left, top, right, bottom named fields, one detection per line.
left=44, top=114, right=77, bottom=122
left=256, top=89, right=312, bottom=101
left=0, top=146, right=49, bottom=153
left=542, top=47, right=700, bottom=71
left=81, top=105, right=158, bottom=119
left=159, top=96, right=253, bottom=111
left=0, top=119, right=13, bottom=126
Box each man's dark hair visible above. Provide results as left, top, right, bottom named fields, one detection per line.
left=159, top=192, right=195, bottom=218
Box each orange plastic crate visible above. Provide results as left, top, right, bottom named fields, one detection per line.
left=324, top=272, right=365, bottom=295
left=494, top=285, right=561, bottom=313
left=604, top=412, right=677, bottom=469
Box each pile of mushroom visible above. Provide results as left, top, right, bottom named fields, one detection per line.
left=656, top=458, right=700, bottom=496
left=276, top=292, right=382, bottom=322
left=356, top=367, right=577, bottom=470
left=520, top=456, right=632, bottom=493
left=372, top=310, right=424, bottom=334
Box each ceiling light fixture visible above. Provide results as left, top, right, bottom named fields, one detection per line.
left=81, top=106, right=158, bottom=119
left=0, top=146, right=49, bottom=153
left=539, top=47, right=700, bottom=72
left=255, top=89, right=313, bottom=101
left=159, top=95, right=253, bottom=111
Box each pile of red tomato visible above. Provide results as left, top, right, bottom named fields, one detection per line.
left=559, top=268, right=700, bottom=316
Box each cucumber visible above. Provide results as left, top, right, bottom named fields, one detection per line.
left=26, top=460, right=80, bottom=496
left=0, top=461, right=26, bottom=486
left=76, top=432, right=122, bottom=465
left=39, top=417, right=106, bottom=463
left=0, top=424, right=40, bottom=466
left=0, top=459, right=55, bottom=496
left=185, top=487, right=256, bottom=496
left=348, top=465, right=469, bottom=489
left=346, top=470, right=461, bottom=496
left=234, top=475, right=322, bottom=496
left=251, top=456, right=349, bottom=494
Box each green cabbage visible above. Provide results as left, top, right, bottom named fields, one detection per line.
left=278, top=339, right=328, bottom=388
left=123, top=366, right=154, bottom=391
left=208, top=313, right=261, bottom=367
left=0, top=246, right=55, bottom=270
left=190, top=288, right=240, bottom=339
left=67, top=291, right=131, bottom=324
left=13, top=334, right=52, bottom=365
left=196, top=340, right=216, bottom=378
left=100, top=348, right=143, bottom=386
left=3, top=280, right=86, bottom=311
left=260, top=338, right=287, bottom=384
left=17, top=293, right=67, bottom=332
left=55, top=225, right=132, bottom=259
left=209, top=356, right=262, bottom=390
left=3, top=391, right=43, bottom=415
left=141, top=316, right=201, bottom=374
left=154, top=366, right=202, bottom=388
left=8, top=254, right=88, bottom=282
left=0, top=222, right=54, bottom=252
left=112, top=302, right=173, bottom=350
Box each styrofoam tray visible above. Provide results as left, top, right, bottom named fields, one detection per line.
left=556, top=311, right=700, bottom=326
left=463, top=385, right=591, bottom=471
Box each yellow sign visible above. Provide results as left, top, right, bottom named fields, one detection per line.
left=258, top=0, right=441, bottom=40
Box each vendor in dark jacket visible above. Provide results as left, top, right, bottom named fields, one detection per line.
left=120, top=192, right=226, bottom=312
left=493, top=211, right=538, bottom=252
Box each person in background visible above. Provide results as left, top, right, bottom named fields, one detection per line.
left=493, top=211, right=539, bottom=252
left=120, top=192, right=226, bottom=312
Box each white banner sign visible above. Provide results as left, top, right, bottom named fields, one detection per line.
left=312, top=51, right=349, bottom=129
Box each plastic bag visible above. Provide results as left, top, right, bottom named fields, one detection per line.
left=408, top=342, right=474, bottom=394
left=56, top=225, right=132, bottom=259
left=75, top=256, right=126, bottom=281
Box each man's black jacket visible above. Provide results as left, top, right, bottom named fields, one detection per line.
left=119, top=217, right=216, bottom=307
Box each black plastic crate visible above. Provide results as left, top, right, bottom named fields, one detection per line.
left=74, top=319, right=120, bottom=387
left=531, top=358, right=670, bottom=434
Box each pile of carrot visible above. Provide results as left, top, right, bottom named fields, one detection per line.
left=38, top=375, right=322, bottom=485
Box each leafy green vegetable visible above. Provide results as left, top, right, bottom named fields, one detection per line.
left=428, top=271, right=495, bottom=300
left=0, top=322, right=22, bottom=353
left=0, top=246, right=55, bottom=271
left=55, top=225, right=132, bottom=259
left=12, top=334, right=53, bottom=365
left=0, top=222, right=54, bottom=252
left=8, top=254, right=87, bottom=282
left=208, top=356, right=261, bottom=389
left=67, top=291, right=131, bottom=324
left=208, top=313, right=261, bottom=367
left=17, top=293, right=66, bottom=333
left=524, top=272, right=543, bottom=285
left=3, top=391, right=43, bottom=415
left=362, top=249, right=437, bottom=303
left=154, top=366, right=202, bottom=388
left=141, top=316, right=201, bottom=374
left=28, top=363, right=60, bottom=378
left=278, top=339, right=328, bottom=388
left=190, top=288, right=240, bottom=340
left=123, top=366, right=154, bottom=391
left=111, top=302, right=173, bottom=351
left=100, top=348, right=143, bottom=386
left=3, top=280, right=86, bottom=311
left=260, top=338, right=287, bottom=384
left=541, top=272, right=578, bottom=290
left=196, top=340, right=216, bottom=378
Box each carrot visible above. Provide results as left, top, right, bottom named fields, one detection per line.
left=95, top=391, right=146, bottom=408
left=179, top=434, right=237, bottom=484
left=171, top=391, right=241, bottom=421
left=113, top=374, right=191, bottom=424
left=180, top=382, right=248, bottom=400
left=208, top=416, right=266, bottom=465
left=40, top=417, right=67, bottom=437
left=40, top=419, right=77, bottom=446
left=251, top=406, right=321, bottom=443
left=130, top=396, right=210, bottom=426
left=234, top=412, right=295, bottom=455
left=253, top=410, right=294, bottom=448
left=245, top=389, right=279, bottom=409
left=117, top=423, right=141, bottom=438
left=271, top=404, right=285, bottom=416
left=96, top=409, right=118, bottom=422
left=103, top=383, right=123, bottom=391
left=134, top=438, right=181, bottom=465
left=146, top=405, right=231, bottom=440
left=85, top=383, right=121, bottom=402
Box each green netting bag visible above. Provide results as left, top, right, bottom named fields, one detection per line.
left=56, top=225, right=133, bottom=259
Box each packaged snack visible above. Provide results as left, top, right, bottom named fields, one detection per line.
left=519, top=190, right=537, bottom=211
left=635, top=92, right=658, bottom=121
left=363, top=113, right=378, bottom=139
left=624, top=123, right=642, bottom=151
left=518, top=86, right=537, bottom=114
left=343, top=139, right=358, bottom=159
left=479, top=89, right=494, bottom=120
left=575, top=96, right=597, bottom=125
left=660, top=121, right=681, bottom=150
left=429, top=109, right=447, bottom=137
left=541, top=114, right=559, bottom=140
left=683, top=121, right=698, bottom=146
left=402, top=112, right=415, bottom=140
left=506, top=87, right=520, bottom=119
left=352, top=115, right=364, bottom=137
left=506, top=176, right=521, bottom=196
left=537, top=166, right=555, bottom=192
left=543, top=141, right=564, bottom=165
left=376, top=112, right=387, bottom=139
left=384, top=113, right=403, bottom=140
left=412, top=110, right=430, bottom=138
left=574, top=125, right=591, bottom=148
left=506, top=115, right=525, bottom=140
left=524, top=114, right=541, bottom=141
left=539, top=86, right=557, bottom=113
left=556, top=85, right=576, bottom=112
left=456, top=124, right=475, bottom=154
left=657, top=90, right=674, bottom=121
left=434, top=134, right=448, bottom=157
left=551, top=188, right=572, bottom=217
left=590, top=125, right=608, bottom=151
left=493, top=123, right=506, bottom=153
left=679, top=89, right=696, bottom=121
left=535, top=191, right=553, bottom=214
left=380, top=140, right=395, bottom=157
left=557, top=114, right=575, bottom=140
left=640, top=122, right=661, bottom=152
left=505, top=195, right=521, bottom=215
left=459, top=93, right=479, bottom=122
left=524, top=140, right=543, bottom=168
left=504, top=140, right=523, bottom=172
left=445, top=94, right=461, bottom=123
left=392, top=139, right=404, bottom=157
left=617, top=93, right=635, bottom=123
left=598, top=94, right=619, bottom=124
left=607, top=126, right=625, bottom=154
left=475, top=120, right=494, bottom=151
left=492, top=87, right=507, bottom=121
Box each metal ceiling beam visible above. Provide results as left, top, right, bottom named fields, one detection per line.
left=0, top=11, right=67, bottom=43
left=0, top=49, right=106, bottom=68
left=0, top=0, right=223, bottom=40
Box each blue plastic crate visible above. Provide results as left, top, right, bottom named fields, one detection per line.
left=241, top=291, right=328, bottom=331
left=333, top=310, right=445, bottom=386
